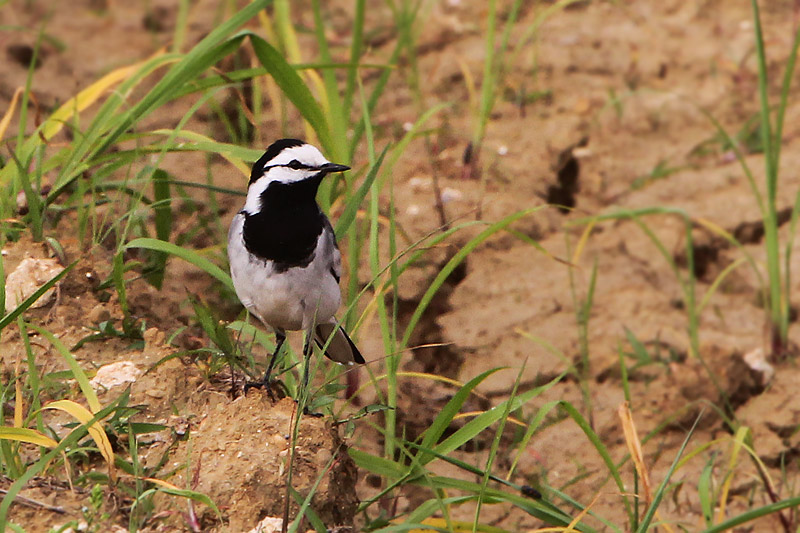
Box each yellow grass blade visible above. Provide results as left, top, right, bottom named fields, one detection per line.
left=337, top=370, right=493, bottom=419
left=452, top=411, right=526, bottom=428
left=456, top=57, right=478, bottom=113
left=697, top=256, right=747, bottom=314
left=694, top=216, right=736, bottom=242
left=0, top=87, right=23, bottom=141
left=716, top=425, right=749, bottom=524
left=14, top=351, right=23, bottom=428
left=0, top=427, right=58, bottom=448
left=148, top=128, right=250, bottom=176
left=618, top=401, right=651, bottom=506
left=572, top=220, right=597, bottom=265
left=145, top=477, right=183, bottom=491
left=563, top=490, right=601, bottom=532
left=43, top=400, right=114, bottom=477
left=409, top=519, right=505, bottom=532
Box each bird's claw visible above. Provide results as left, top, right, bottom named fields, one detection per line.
left=293, top=399, right=323, bottom=417
left=244, top=378, right=277, bottom=401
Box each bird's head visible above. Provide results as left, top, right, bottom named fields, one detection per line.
left=243, top=138, right=349, bottom=215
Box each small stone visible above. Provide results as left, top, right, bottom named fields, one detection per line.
left=440, top=187, right=463, bottom=203
left=742, top=347, right=774, bottom=386
left=4, top=257, right=64, bottom=313
left=87, top=304, right=111, bottom=324
left=90, top=361, right=142, bottom=390
left=408, top=176, right=432, bottom=191
left=316, top=448, right=333, bottom=465
left=245, top=516, right=283, bottom=533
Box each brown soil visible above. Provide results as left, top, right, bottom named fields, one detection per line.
left=4, top=0, right=800, bottom=531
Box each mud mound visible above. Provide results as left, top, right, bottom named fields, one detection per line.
left=167, top=392, right=359, bottom=531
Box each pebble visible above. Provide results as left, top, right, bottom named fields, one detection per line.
left=90, top=361, right=142, bottom=390
left=4, top=256, right=64, bottom=313
left=87, top=303, right=110, bottom=324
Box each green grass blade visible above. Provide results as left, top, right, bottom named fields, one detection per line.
left=28, top=323, right=102, bottom=414
left=635, top=411, right=703, bottom=532
left=750, top=0, right=783, bottom=346
left=771, top=22, right=800, bottom=173
left=419, top=368, right=502, bottom=454
left=287, top=447, right=338, bottom=533
left=559, top=401, right=635, bottom=526
left=125, top=237, right=233, bottom=292
left=403, top=441, right=529, bottom=495
left=248, top=33, right=332, bottom=153
left=473, top=361, right=525, bottom=532
left=400, top=208, right=543, bottom=348
left=698, top=456, right=714, bottom=528
left=144, top=169, right=172, bottom=289
left=703, top=495, right=800, bottom=533
left=348, top=448, right=407, bottom=479
left=151, top=483, right=221, bottom=518
left=334, top=145, right=388, bottom=240
left=309, top=0, right=346, bottom=163
left=92, top=0, right=271, bottom=157
left=432, top=375, right=563, bottom=460
left=474, top=0, right=496, bottom=148
left=343, top=0, right=365, bottom=122
left=421, top=476, right=589, bottom=530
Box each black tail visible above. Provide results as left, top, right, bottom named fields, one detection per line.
left=314, top=322, right=365, bottom=364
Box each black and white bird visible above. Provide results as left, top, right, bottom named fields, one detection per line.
left=228, top=138, right=365, bottom=393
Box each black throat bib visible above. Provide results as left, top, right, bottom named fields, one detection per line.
left=242, top=176, right=325, bottom=270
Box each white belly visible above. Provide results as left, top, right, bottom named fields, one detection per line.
left=227, top=214, right=341, bottom=331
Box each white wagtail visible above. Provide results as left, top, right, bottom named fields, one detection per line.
left=228, top=138, right=365, bottom=395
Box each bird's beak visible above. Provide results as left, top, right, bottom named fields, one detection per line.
left=319, top=162, right=350, bottom=173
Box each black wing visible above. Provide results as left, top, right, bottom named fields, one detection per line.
left=322, top=217, right=342, bottom=284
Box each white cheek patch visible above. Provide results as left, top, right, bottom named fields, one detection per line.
left=242, top=143, right=333, bottom=215
left=243, top=175, right=272, bottom=214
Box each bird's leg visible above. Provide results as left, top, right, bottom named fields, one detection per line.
left=245, top=331, right=286, bottom=399
left=302, top=335, right=311, bottom=392
left=299, top=331, right=323, bottom=417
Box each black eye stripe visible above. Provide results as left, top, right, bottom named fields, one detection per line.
left=262, top=161, right=313, bottom=171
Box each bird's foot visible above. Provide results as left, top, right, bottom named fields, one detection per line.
left=244, top=378, right=284, bottom=401
left=293, top=399, right=324, bottom=417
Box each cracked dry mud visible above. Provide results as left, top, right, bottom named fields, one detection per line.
left=4, top=0, right=800, bottom=531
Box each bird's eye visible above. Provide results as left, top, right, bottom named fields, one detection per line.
left=287, top=159, right=304, bottom=169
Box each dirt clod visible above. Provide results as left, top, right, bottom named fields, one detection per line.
left=168, top=393, right=358, bottom=531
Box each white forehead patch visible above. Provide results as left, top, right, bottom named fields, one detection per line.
left=267, top=143, right=330, bottom=168
left=242, top=144, right=332, bottom=215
